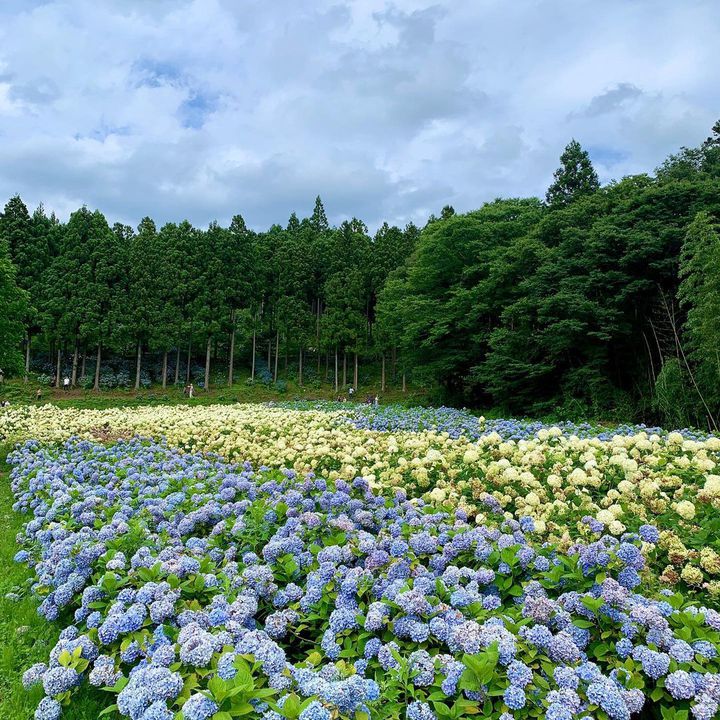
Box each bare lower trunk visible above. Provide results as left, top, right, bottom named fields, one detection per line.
left=186, top=342, right=192, bottom=384
left=342, top=351, right=347, bottom=387
left=316, top=298, right=320, bottom=375
left=298, top=347, right=303, bottom=386
left=354, top=352, right=358, bottom=389
left=402, top=371, right=406, bottom=393
left=94, top=344, right=101, bottom=391
left=135, top=341, right=142, bottom=390
left=24, top=334, right=30, bottom=382
left=162, top=351, right=168, bottom=389
left=325, top=352, right=329, bottom=382
left=174, top=348, right=180, bottom=385
left=381, top=354, right=386, bottom=392
left=251, top=326, right=256, bottom=382
left=204, top=337, right=211, bottom=391
left=267, top=339, right=271, bottom=369
left=228, top=310, right=236, bottom=386
left=334, top=347, right=338, bottom=392
left=273, top=329, right=279, bottom=382
left=55, top=347, right=61, bottom=387
left=71, top=338, right=79, bottom=387
left=81, top=349, right=86, bottom=380
left=316, top=300, right=321, bottom=375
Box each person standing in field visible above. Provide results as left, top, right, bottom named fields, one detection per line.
left=36, top=388, right=42, bottom=402
left=188, top=383, right=194, bottom=399
left=63, top=376, right=70, bottom=391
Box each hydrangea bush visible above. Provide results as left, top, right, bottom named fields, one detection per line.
left=10, top=438, right=720, bottom=720
left=2, top=403, right=720, bottom=597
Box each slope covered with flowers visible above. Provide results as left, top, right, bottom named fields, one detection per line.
left=10, top=438, right=720, bottom=720
left=2, top=403, right=720, bottom=599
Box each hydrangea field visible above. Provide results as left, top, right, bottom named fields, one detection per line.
left=3, top=403, right=720, bottom=719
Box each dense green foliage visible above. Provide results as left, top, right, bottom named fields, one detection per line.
left=0, top=195, right=419, bottom=393
left=2, top=129, right=720, bottom=425
left=379, top=128, right=720, bottom=425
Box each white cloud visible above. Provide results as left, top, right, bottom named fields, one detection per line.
left=0, top=0, right=717, bottom=231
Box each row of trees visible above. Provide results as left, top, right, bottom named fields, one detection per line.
left=2, top=123, right=720, bottom=426
left=376, top=124, right=720, bottom=426
left=0, top=195, right=419, bottom=392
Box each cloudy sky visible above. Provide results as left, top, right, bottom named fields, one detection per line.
left=0, top=0, right=718, bottom=232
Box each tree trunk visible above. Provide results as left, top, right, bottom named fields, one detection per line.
left=325, top=351, right=329, bottom=382
left=273, top=329, right=279, bottom=382
left=81, top=349, right=86, bottom=380
left=135, top=340, right=142, bottom=390
left=24, top=333, right=30, bottom=382
left=162, top=351, right=168, bottom=389
left=298, top=347, right=303, bottom=387
left=174, top=348, right=181, bottom=385
left=342, top=351, right=347, bottom=387
left=71, top=337, right=79, bottom=387
left=381, top=354, right=386, bottom=392
left=354, top=352, right=358, bottom=389
left=228, top=309, right=236, bottom=386
left=402, top=371, right=406, bottom=393
left=204, top=336, right=211, bottom=391
left=55, top=347, right=61, bottom=388
left=267, top=338, right=271, bottom=369
left=251, top=325, right=256, bottom=382
left=316, top=298, right=321, bottom=374
left=334, top=347, right=338, bottom=392
left=94, top=344, right=101, bottom=391
left=186, top=342, right=192, bottom=383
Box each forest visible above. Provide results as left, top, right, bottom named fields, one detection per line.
left=1, top=124, right=720, bottom=428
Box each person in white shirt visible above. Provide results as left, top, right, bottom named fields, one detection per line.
left=63, top=376, right=70, bottom=391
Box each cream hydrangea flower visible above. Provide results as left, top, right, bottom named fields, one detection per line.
left=675, top=500, right=696, bottom=521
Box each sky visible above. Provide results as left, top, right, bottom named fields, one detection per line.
left=0, top=0, right=718, bottom=232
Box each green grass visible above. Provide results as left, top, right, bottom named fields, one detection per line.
left=0, top=372, right=428, bottom=411
left=0, top=450, right=111, bottom=719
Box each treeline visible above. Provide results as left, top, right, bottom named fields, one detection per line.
left=2, top=123, right=720, bottom=426
left=377, top=126, right=720, bottom=427
left=0, top=195, right=419, bottom=393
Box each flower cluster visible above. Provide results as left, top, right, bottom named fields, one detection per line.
left=10, top=438, right=720, bottom=720
left=3, top=402, right=720, bottom=597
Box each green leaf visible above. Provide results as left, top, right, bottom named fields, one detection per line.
left=208, top=676, right=227, bottom=703
left=58, top=650, right=72, bottom=667
left=228, top=706, right=256, bottom=718
left=280, top=693, right=301, bottom=719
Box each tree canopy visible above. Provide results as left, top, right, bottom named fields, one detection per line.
left=3, top=125, right=720, bottom=427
